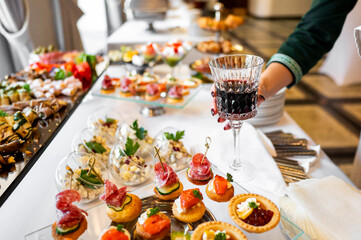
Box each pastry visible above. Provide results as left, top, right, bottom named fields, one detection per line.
left=206, top=174, right=234, bottom=202
left=136, top=207, right=171, bottom=240
left=100, top=75, right=115, bottom=94
left=100, top=180, right=142, bottom=223
left=119, top=77, right=135, bottom=97
left=52, top=190, right=88, bottom=240
left=153, top=162, right=183, bottom=200
left=186, top=153, right=213, bottom=185
left=191, top=221, right=247, bottom=240
left=99, top=224, right=131, bottom=240
left=145, top=83, right=161, bottom=101
left=172, top=188, right=205, bottom=223
left=181, top=78, right=202, bottom=89
left=228, top=193, right=280, bottom=233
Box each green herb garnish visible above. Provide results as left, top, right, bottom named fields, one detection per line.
left=164, top=130, right=185, bottom=142
left=130, top=120, right=147, bottom=140
left=54, top=68, right=72, bottom=80
left=0, top=110, right=9, bottom=117
left=121, top=137, right=140, bottom=156
left=85, top=141, right=106, bottom=154
left=215, top=232, right=226, bottom=240
left=192, top=190, right=202, bottom=200
left=76, top=169, right=102, bottom=189
left=227, top=173, right=233, bottom=183
left=116, top=224, right=124, bottom=232
left=147, top=207, right=160, bottom=218
left=23, top=83, right=31, bottom=92
left=106, top=117, right=116, bottom=124
left=248, top=201, right=258, bottom=209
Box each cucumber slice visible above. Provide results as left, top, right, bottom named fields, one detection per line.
left=156, top=182, right=180, bottom=195
left=186, top=168, right=212, bottom=182
left=56, top=223, right=80, bottom=235
left=107, top=195, right=132, bottom=212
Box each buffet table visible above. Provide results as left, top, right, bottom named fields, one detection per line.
left=0, top=64, right=352, bottom=239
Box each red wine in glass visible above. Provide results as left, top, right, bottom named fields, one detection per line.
left=216, top=80, right=258, bottom=121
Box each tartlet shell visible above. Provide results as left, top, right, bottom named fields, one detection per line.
left=191, top=221, right=247, bottom=240
left=228, top=193, right=280, bottom=233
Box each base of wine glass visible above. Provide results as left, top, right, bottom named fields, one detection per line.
left=140, top=105, right=165, bottom=117
left=229, top=161, right=255, bottom=182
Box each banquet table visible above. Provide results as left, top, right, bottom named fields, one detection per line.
left=0, top=63, right=353, bottom=239
left=0, top=2, right=355, bottom=239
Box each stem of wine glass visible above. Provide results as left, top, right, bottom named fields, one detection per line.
left=171, top=66, right=175, bottom=77
left=230, top=120, right=243, bottom=170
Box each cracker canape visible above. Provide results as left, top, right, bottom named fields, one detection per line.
left=153, top=160, right=183, bottom=200
left=228, top=193, right=280, bottom=233
left=136, top=207, right=171, bottom=240
left=100, top=180, right=142, bottom=223
left=119, top=77, right=135, bottom=97
left=52, top=190, right=88, bottom=240
left=100, top=75, right=116, bottom=94
left=99, top=224, right=131, bottom=240
left=182, top=78, right=202, bottom=89
left=191, top=221, right=247, bottom=240
left=173, top=188, right=206, bottom=223
left=206, top=173, right=234, bottom=202
left=186, top=153, right=213, bottom=185
left=167, top=85, right=183, bottom=103
left=145, top=83, right=161, bottom=101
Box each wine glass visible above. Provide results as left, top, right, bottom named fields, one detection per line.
left=138, top=42, right=158, bottom=74
left=209, top=54, right=264, bottom=181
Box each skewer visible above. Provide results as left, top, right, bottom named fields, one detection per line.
left=201, top=137, right=211, bottom=164
left=87, top=156, right=104, bottom=184
left=66, top=165, right=74, bottom=189
left=154, top=146, right=166, bottom=172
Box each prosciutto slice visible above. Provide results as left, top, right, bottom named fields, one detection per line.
left=154, top=162, right=179, bottom=188
left=55, top=190, right=87, bottom=228
left=100, top=180, right=127, bottom=207
left=188, top=153, right=212, bottom=180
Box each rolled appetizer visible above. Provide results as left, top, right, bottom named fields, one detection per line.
left=100, top=180, right=142, bottom=222
left=99, top=224, right=131, bottom=240
left=52, top=190, right=88, bottom=240
left=173, top=188, right=206, bottom=223
left=145, top=83, right=161, bottom=101
left=167, top=86, right=183, bottom=103
left=110, top=137, right=152, bottom=185
left=136, top=207, right=171, bottom=240
left=154, top=162, right=183, bottom=200
left=158, top=130, right=191, bottom=171
left=191, top=221, right=247, bottom=240
left=186, top=153, right=213, bottom=185
left=206, top=174, right=234, bottom=202
left=101, top=75, right=116, bottom=94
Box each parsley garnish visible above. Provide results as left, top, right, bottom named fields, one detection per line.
left=227, top=173, right=233, bottom=182
left=192, top=189, right=202, bottom=200
left=85, top=141, right=106, bottom=154
left=215, top=232, right=226, bottom=240
left=23, top=83, right=31, bottom=92
left=106, top=117, right=116, bottom=124
left=130, top=120, right=147, bottom=140
left=116, top=224, right=124, bottom=232
left=54, top=68, right=72, bottom=80
left=121, top=137, right=140, bottom=156
left=147, top=207, right=160, bottom=218
left=164, top=130, right=185, bottom=142
left=0, top=110, right=9, bottom=117
left=76, top=169, right=102, bottom=189
left=248, top=201, right=258, bottom=209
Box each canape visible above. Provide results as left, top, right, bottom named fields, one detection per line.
left=145, top=83, right=161, bottom=101
left=186, top=153, right=213, bottom=185
left=191, top=221, right=247, bottom=240
left=206, top=173, right=234, bottom=202
left=100, top=75, right=116, bottom=94
left=167, top=86, right=183, bottom=103
left=136, top=207, right=171, bottom=240
left=228, top=193, right=280, bottom=233
left=153, top=162, right=183, bottom=200
left=52, top=190, right=88, bottom=240
left=99, top=224, right=131, bottom=240
left=172, top=188, right=206, bottom=223
left=100, top=180, right=142, bottom=223
left=182, top=78, right=202, bottom=89
left=119, top=77, right=135, bottom=97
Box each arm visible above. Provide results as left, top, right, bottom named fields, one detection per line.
left=264, top=0, right=357, bottom=94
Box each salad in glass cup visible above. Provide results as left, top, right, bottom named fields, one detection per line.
left=159, top=40, right=192, bottom=76
left=109, top=137, right=153, bottom=185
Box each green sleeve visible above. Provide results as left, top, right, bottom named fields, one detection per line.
left=268, top=0, right=357, bottom=87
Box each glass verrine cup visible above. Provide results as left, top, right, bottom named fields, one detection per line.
left=209, top=54, right=264, bottom=181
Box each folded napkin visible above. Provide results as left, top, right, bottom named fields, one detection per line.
left=191, top=122, right=286, bottom=196
left=280, top=176, right=361, bottom=240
